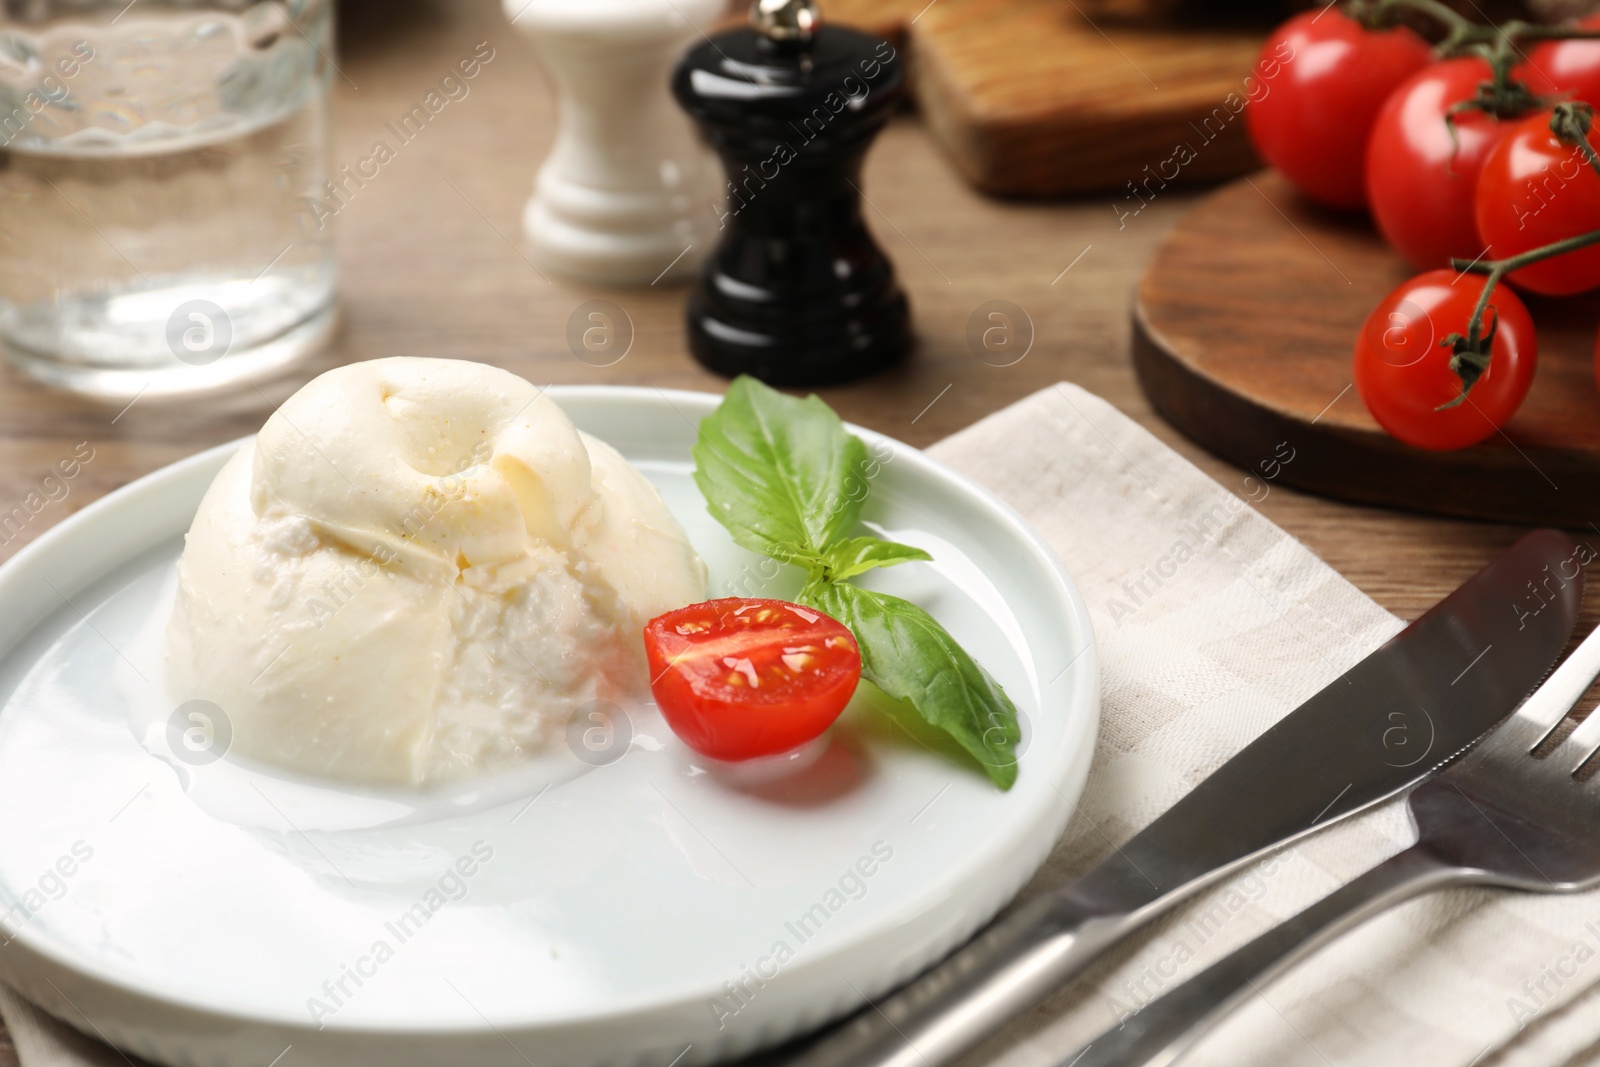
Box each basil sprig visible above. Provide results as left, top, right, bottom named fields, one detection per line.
left=693, top=377, right=1022, bottom=788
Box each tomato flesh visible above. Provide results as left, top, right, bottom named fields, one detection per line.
left=1475, top=109, right=1600, bottom=297
left=1245, top=9, right=1433, bottom=211
left=644, top=598, right=862, bottom=762
left=1353, top=269, right=1537, bottom=451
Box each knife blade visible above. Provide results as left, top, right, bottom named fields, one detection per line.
left=777, top=528, right=1584, bottom=1067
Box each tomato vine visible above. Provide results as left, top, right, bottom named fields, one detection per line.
left=1445, top=103, right=1600, bottom=405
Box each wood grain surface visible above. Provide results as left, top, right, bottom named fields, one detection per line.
left=811, top=0, right=1267, bottom=197
left=1135, top=170, right=1600, bottom=526
left=0, top=0, right=1590, bottom=1059
left=907, top=0, right=1266, bottom=196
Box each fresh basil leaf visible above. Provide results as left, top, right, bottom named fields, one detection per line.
left=692, top=377, right=870, bottom=568
left=693, top=378, right=1019, bottom=789
left=802, top=581, right=1020, bottom=789
left=823, top=536, right=932, bottom=582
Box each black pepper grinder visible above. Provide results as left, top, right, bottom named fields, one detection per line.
left=672, top=0, right=911, bottom=386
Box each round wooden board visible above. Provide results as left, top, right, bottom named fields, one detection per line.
left=1133, top=170, right=1600, bottom=528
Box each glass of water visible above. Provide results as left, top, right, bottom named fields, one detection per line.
left=0, top=0, right=337, bottom=400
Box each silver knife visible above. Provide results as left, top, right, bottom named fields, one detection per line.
left=776, top=528, right=1583, bottom=1067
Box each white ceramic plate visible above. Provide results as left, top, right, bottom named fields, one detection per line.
left=0, top=387, right=1097, bottom=1067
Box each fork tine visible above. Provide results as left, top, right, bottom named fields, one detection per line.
left=1505, top=623, right=1600, bottom=753
left=1555, top=708, right=1600, bottom=776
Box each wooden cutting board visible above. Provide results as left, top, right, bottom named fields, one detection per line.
left=1134, top=170, right=1600, bottom=527
left=821, top=0, right=1267, bottom=196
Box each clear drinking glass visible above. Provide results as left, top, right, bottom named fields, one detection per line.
left=0, top=0, right=337, bottom=400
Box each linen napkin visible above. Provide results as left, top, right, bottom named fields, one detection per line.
left=923, top=384, right=1600, bottom=1067
left=7, top=382, right=1600, bottom=1067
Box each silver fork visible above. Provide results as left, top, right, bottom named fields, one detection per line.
left=1067, top=620, right=1600, bottom=1067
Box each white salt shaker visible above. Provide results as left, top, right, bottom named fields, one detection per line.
left=504, top=0, right=722, bottom=286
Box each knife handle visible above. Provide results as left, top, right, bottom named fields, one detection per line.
left=780, top=887, right=1144, bottom=1067
left=1063, top=847, right=1468, bottom=1067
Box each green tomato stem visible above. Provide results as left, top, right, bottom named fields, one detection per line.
left=1451, top=226, right=1600, bottom=285
left=1553, top=103, right=1600, bottom=180
left=1355, top=0, right=1600, bottom=44
left=1352, top=0, right=1473, bottom=33
left=1443, top=229, right=1600, bottom=406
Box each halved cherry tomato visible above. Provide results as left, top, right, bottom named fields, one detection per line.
left=1527, top=14, right=1600, bottom=107
left=1366, top=58, right=1557, bottom=269
left=644, top=598, right=862, bottom=762
left=1475, top=109, right=1600, bottom=296
left=1245, top=9, right=1433, bottom=211
left=1354, top=269, right=1537, bottom=451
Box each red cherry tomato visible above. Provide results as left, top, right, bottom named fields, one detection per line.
left=1366, top=58, right=1556, bottom=269
left=1475, top=109, right=1600, bottom=296
left=1354, top=269, right=1537, bottom=450
left=1527, top=14, right=1600, bottom=106
left=643, top=598, right=862, bottom=762
left=1245, top=9, right=1433, bottom=210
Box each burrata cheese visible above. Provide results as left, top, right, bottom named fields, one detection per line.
left=166, top=358, right=707, bottom=786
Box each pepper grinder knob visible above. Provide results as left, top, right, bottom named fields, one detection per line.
left=671, top=0, right=912, bottom=385
left=503, top=0, right=722, bottom=286
left=750, top=0, right=818, bottom=40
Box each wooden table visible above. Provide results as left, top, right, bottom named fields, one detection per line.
left=0, top=0, right=1584, bottom=1060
